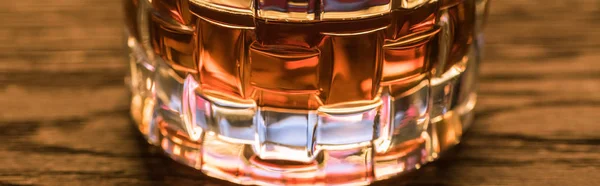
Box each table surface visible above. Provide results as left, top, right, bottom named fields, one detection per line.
left=1, top=0, right=599, bottom=185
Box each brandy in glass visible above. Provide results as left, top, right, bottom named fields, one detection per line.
left=124, top=0, right=489, bottom=184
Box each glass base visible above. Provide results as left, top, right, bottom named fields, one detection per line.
left=127, top=34, right=479, bottom=185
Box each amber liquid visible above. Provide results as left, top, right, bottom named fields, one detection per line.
left=125, top=0, right=480, bottom=184
left=125, top=0, right=474, bottom=110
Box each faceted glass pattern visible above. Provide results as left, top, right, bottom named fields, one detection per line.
left=124, top=0, right=488, bottom=185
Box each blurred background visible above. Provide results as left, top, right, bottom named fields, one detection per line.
left=1, top=0, right=599, bottom=185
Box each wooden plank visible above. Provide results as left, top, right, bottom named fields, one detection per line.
left=1, top=0, right=599, bottom=185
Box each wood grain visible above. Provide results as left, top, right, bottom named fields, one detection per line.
left=1, top=0, right=599, bottom=185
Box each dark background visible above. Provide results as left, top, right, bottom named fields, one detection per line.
left=1, top=0, right=599, bottom=185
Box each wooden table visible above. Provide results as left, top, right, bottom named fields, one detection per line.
left=1, top=0, right=599, bottom=185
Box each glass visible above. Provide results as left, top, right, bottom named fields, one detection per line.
left=124, top=0, right=490, bottom=184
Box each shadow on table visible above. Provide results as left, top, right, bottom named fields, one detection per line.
left=131, top=121, right=467, bottom=186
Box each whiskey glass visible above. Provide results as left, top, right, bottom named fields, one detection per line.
left=124, top=0, right=490, bottom=184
